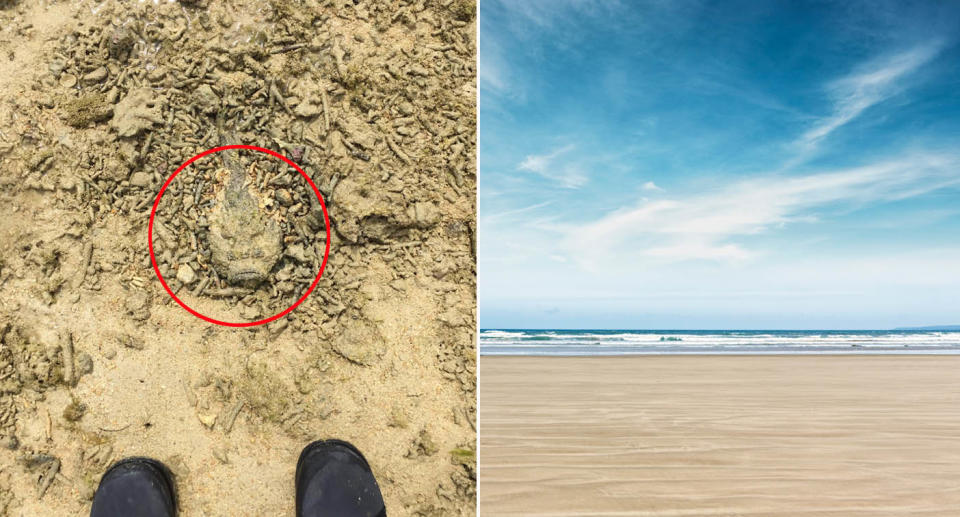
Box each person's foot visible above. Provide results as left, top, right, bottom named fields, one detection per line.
left=296, top=439, right=386, bottom=517
left=90, top=457, right=177, bottom=517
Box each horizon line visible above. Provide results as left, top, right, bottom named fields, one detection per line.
left=480, top=326, right=960, bottom=332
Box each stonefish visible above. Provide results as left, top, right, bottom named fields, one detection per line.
left=207, top=145, right=282, bottom=286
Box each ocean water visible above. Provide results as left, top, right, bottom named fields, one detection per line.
left=479, top=329, right=960, bottom=355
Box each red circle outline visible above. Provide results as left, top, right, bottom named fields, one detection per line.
left=148, top=145, right=331, bottom=327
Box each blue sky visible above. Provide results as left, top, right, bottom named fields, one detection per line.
left=478, top=0, right=960, bottom=330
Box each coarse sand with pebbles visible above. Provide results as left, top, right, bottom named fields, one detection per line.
left=0, top=0, right=477, bottom=515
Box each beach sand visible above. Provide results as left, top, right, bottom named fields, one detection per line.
left=479, top=356, right=960, bottom=516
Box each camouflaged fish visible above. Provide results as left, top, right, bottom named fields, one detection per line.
left=207, top=138, right=282, bottom=286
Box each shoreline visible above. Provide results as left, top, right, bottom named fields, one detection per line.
left=480, top=351, right=960, bottom=355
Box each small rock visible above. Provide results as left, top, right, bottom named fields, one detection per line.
left=102, top=156, right=130, bottom=182
left=176, top=264, right=196, bottom=285
left=48, top=59, right=65, bottom=77
left=196, top=411, right=217, bottom=429
left=284, top=244, right=310, bottom=263
left=218, top=13, right=234, bottom=28
left=59, top=73, right=77, bottom=88
left=294, top=98, right=321, bottom=118
left=147, top=68, right=165, bottom=83
left=408, top=201, right=438, bottom=227
left=82, top=66, right=108, bottom=85
left=59, top=175, right=76, bottom=192
left=102, top=346, right=117, bottom=359
left=193, top=84, right=219, bottom=114
left=275, top=189, right=293, bottom=206
left=268, top=318, right=288, bottom=337
left=76, top=352, right=94, bottom=376
left=398, top=101, right=414, bottom=116
left=128, top=171, right=152, bottom=188
left=212, top=447, right=230, bottom=464
left=63, top=398, right=87, bottom=422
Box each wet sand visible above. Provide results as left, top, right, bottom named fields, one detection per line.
left=479, top=356, right=960, bottom=516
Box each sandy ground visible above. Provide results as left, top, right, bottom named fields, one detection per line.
left=479, top=356, right=960, bottom=516
left=0, top=0, right=476, bottom=515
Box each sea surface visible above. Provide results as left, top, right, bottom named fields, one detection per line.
left=479, top=329, right=960, bottom=355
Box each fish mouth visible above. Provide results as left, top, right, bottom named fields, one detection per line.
left=231, top=269, right=266, bottom=283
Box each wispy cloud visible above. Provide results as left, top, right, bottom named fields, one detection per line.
left=494, top=0, right=622, bottom=30
left=478, top=54, right=507, bottom=94
left=642, top=181, right=663, bottom=192
left=799, top=43, right=942, bottom=149
left=478, top=33, right=512, bottom=97
left=479, top=200, right=554, bottom=226
left=517, top=144, right=587, bottom=188
left=560, top=152, right=960, bottom=266
left=480, top=0, right=625, bottom=100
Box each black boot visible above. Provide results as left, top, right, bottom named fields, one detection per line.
left=296, top=440, right=387, bottom=517
left=90, top=457, right=177, bottom=517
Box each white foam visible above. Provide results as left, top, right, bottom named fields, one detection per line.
left=479, top=330, right=960, bottom=355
